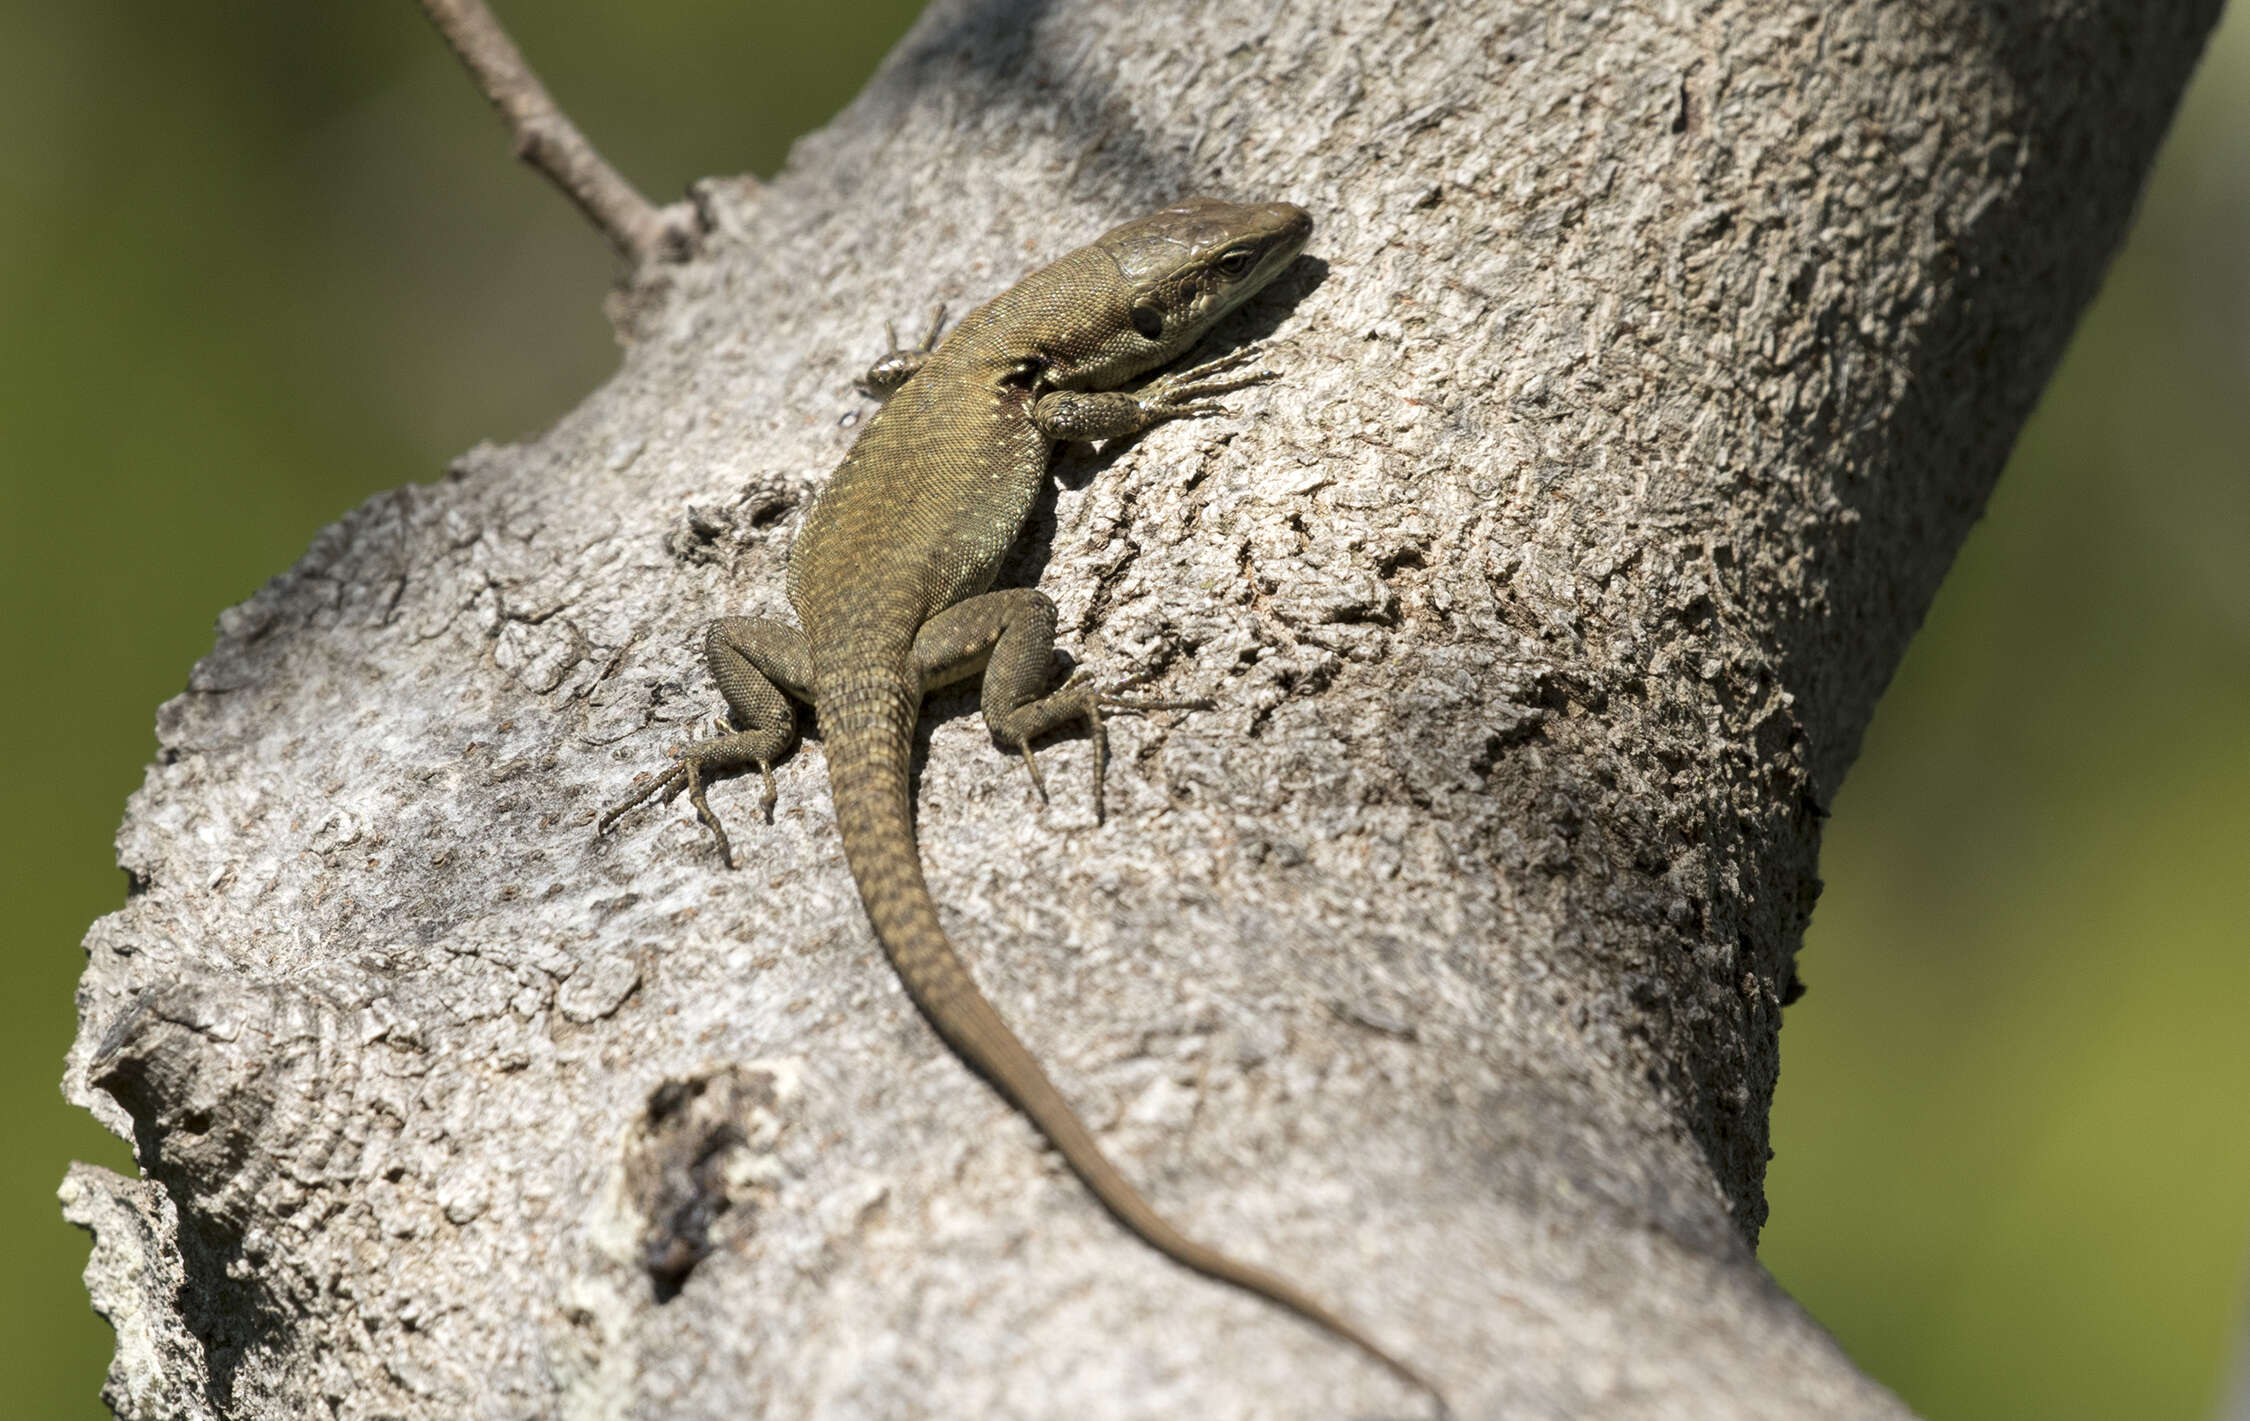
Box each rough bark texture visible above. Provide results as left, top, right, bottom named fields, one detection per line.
left=62, top=1, right=2219, bottom=1418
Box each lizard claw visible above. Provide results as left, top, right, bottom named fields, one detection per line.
left=680, top=758, right=739, bottom=870
left=915, top=303, right=949, bottom=351
left=1136, top=345, right=1278, bottom=422
left=1005, top=670, right=1210, bottom=824
left=1169, top=345, right=1264, bottom=382
left=1015, top=739, right=1050, bottom=804
left=597, top=762, right=690, bottom=833
left=598, top=733, right=780, bottom=869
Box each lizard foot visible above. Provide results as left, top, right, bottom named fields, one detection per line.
left=1132, top=345, right=1278, bottom=423
left=596, top=718, right=779, bottom=869
left=1010, top=672, right=1212, bottom=823
left=856, top=303, right=949, bottom=399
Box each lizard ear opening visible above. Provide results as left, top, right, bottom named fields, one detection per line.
left=1129, top=304, right=1164, bottom=341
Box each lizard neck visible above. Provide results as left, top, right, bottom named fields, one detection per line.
left=787, top=357, right=1054, bottom=641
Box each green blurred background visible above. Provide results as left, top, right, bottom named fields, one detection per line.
left=1, top=3, right=2241, bottom=1416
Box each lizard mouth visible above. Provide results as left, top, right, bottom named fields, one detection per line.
left=1234, top=202, right=1314, bottom=300
left=1268, top=202, right=1314, bottom=255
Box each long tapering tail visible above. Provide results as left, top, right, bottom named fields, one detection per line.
left=818, top=684, right=1445, bottom=1411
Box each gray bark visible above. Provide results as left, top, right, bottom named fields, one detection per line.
left=61, top=1, right=2220, bottom=1417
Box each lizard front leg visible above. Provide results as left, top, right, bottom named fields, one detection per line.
left=599, top=616, right=812, bottom=866
left=854, top=304, right=948, bottom=400
left=1032, top=346, right=1276, bottom=443
left=911, top=590, right=1206, bottom=822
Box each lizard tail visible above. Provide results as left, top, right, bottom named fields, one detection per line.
left=821, top=690, right=1446, bottom=1412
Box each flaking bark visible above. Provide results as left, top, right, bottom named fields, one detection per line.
left=64, top=1, right=2222, bottom=1417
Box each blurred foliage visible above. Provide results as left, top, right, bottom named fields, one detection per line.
left=0, top=3, right=2240, bottom=1417
left=1759, top=13, right=2250, bottom=1420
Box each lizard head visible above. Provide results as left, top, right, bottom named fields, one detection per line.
left=1090, top=197, right=1313, bottom=373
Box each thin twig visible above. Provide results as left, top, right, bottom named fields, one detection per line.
left=414, top=0, right=701, bottom=267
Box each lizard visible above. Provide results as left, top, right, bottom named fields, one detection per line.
left=599, top=197, right=1444, bottom=1409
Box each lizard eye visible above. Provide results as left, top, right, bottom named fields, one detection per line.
left=1130, top=304, right=1164, bottom=340
left=1215, top=247, right=1257, bottom=278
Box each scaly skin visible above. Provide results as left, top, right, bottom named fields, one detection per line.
left=602, top=198, right=1445, bottom=1410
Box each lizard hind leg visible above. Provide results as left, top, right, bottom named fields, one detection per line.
left=910, top=591, right=1209, bottom=823
left=597, top=616, right=812, bottom=867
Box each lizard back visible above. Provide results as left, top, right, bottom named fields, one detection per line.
left=786, top=244, right=1129, bottom=650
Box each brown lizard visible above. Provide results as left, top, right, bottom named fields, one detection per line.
left=601, top=197, right=1444, bottom=1408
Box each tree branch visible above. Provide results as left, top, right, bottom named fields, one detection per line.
left=414, top=0, right=699, bottom=266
